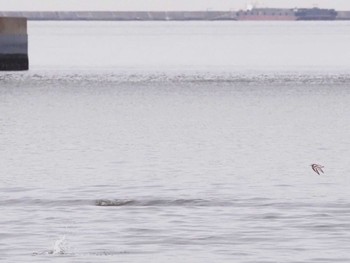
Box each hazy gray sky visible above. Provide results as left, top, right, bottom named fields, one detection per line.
left=0, top=0, right=349, bottom=11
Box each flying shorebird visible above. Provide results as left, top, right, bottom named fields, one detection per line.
left=311, top=164, right=324, bottom=175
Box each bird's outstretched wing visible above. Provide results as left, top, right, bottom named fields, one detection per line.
left=311, top=164, right=324, bottom=175
left=318, top=166, right=324, bottom=174
left=312, top=165, right=320, bottom=175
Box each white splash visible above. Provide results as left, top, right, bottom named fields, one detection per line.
left=51, top=235, right=67, bottom=255
left=32, top=235, right=69, bottom=256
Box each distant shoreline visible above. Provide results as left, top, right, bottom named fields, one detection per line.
left=1, top=9, right=350, bottom=21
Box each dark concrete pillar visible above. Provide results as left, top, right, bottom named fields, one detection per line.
left=0, top=17, right=28, bottom=71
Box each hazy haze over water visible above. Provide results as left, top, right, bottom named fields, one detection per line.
left=29, top=21, right=350, bottom=72
left=1, top=21, right=350, bottom=262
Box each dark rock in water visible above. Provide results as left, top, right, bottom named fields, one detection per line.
left=95, top=199, right=135, bottom=206
left=0, top=54, right=28, bottom=70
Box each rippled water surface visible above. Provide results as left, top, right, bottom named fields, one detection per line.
left=1, top=21, right=350, bottom=262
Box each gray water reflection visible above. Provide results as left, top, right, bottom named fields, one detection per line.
left=1, top=72, right=350, bottom=262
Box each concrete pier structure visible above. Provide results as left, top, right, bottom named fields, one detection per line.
left=0, top=17, right=28, bottom=70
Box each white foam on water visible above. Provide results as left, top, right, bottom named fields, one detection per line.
left=33, top=235, right=69, bottom=256
left=52, top=235, right=67, bottom=255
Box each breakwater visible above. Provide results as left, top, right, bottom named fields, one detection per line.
left=0, top=11, right=237, bottom=21
left=0, top=10, right=349, bottom=21
left=0, top=17, right=28, bottom=70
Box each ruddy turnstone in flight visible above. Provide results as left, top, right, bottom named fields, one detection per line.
left=311, top=164, right=324, bottom=175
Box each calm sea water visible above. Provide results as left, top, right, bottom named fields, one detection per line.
left=1, top=21, right=350, bottom=262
